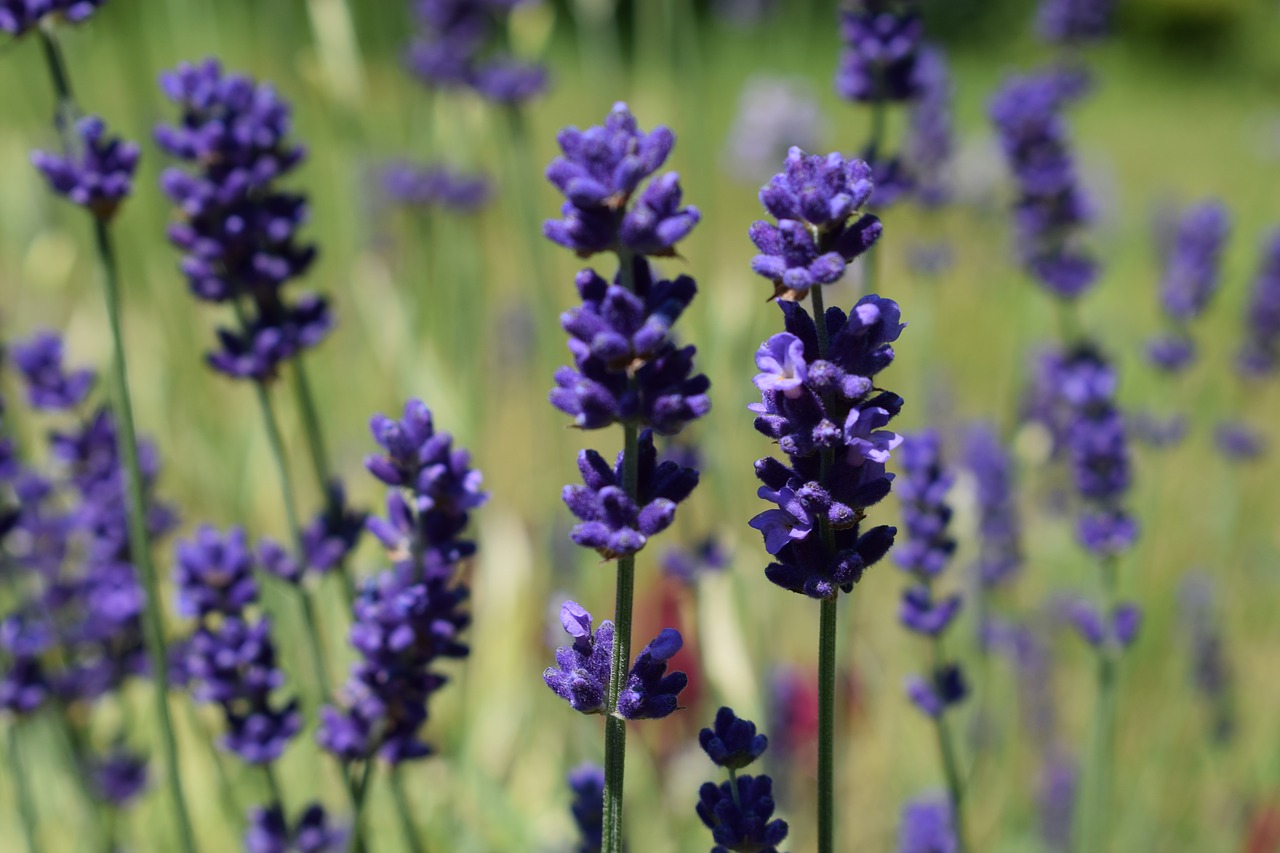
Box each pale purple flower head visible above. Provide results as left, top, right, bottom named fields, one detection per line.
left=543, top=601, right=614, bottom=715
left=11, top=331, right=95, bottom=411
left=898, top=795, right=956, bottom=853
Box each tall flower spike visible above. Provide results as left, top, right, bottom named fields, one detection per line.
left=835, top=0, right=925, bottom=104
left=544, top=103, right=699, bottom=258
left=406, top=0, right=548, bottom=105
left=750, top=148, right=882, bottom=300
left=1237, top=230, right=1280, bottom=377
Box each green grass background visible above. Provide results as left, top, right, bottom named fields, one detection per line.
left=2, top=0, right=1280, bottom=849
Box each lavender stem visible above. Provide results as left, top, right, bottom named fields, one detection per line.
left=932, top=639, right=968, bottom=853
left=1081, top=556, right=1120, bottom=851
left=8, top=722, right=40, bottom=853
left=390, top=767, right=426, bottom=853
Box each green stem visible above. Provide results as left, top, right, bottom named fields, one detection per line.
left=93, top=218, right=198, bottom=853
left=390, top=767, right=425, bottom=853
left=809, top=284, right=841, bottom=853
left=931, top=642, right=968, bottom=853
left=1081, top=557, right=1120, bottom=852
left=8, top=721, right=41, bottom=853
left=602, top=422, right=640, bottom=853
left=36, top=29, right=77, bottom=145
left=347, top=760, right=375, bottom=853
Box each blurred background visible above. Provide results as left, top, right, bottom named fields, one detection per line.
left=3, top=0, right=1280, bottom=849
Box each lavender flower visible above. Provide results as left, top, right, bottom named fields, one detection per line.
left=724, top=75, right=825, bottom=183
left=1237, top=230, right=1280, bottom=376
left=616, top=627, right=687, bottom=720
left=893, top=431, right=957, bottom=578
left=0, top=0, right=107, bottom=35
left=1155, top=202, right=1231, bottom=323
left=88, top=748, right=148, bottom=807
left=748, top=297, right=903, bottom=599
left=699, top=706, right=768, bottom=770
left=835, top=0, right=925, bottom=104
left=245, top=802, right=346, bottom=853
left=31, top=116, right=139, bottom=221
left=1036, top=0, right=1116, bottom=45
left=1061, top=598, right=1141, bottom=649
left=989, top=71, right=1096, bottom=299
left=906, top=47, right=954, bottom=208
left=568, top=763, right=605, bottom=853
left=320, top=399, right=484, bottom=763
left=696, top=775, right=788, bottom=853
left=174, top=525, right=257, bottom=619
left=406, top=0, right=547, bottom=105
left=562, top=431, right=699, bottom=559
left=544, top=601, right=614, bottom=715
left=155, top=59, right=329, bottom=382
left=898, top=796, right=956, bottom=853
left=544, top=103, right=699, bottom=258
left=1214, top=421, right=1265, bottom=461
left=966, top=424, right=1022, bottom=591
left=749, top=148, right=882, bottom=300
left=380, top=161, right=492, bottom=213
left=905, top=664, right=967, bottom=718
left=11, top=331, right=95, bottom=411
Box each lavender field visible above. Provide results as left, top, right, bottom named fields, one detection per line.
left=2, top=0, right=1279, bottom=850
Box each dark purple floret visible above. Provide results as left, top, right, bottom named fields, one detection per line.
left=905, top=664, right=967, bottom=717
left=1144, top=334, right=1196, bottom=373
left=543, top=601, right=614, bottom=715
left=699, top=706, right=768, bottom=770
left=1061, top=598, right=1140, bottom=649
left=966, top=425, right=1022, bottom=590
left=0, top=616, right=51, bottom=714
left=898, top=795, right=956, bottom=853
left=246, top=802, right=346, bottom=853
left=1214, top=421, right=1265, bottom=461
left=893, top=431, right=956, bottom=578
left=906, top=47, right=954, bottom=208
left=1036, top=0, right=1116, bottom=45
left=0, top=0, right=108, bottom=35
left=1238, top=230, right=1280, bottom=376
left=989, top=71, right=1096, bottom=300
left=835, top=0, right=925, bottom=104
left=544, top=103, right=698, bottom=258
left=696, top=773, right=789, bottom=853
left=406, top=0, right=547, bottom=105
left=31, top=116, right=140, bottom=221
left=174, top=525, right=257, bottom=619
left=11, top=331, right=95, bottom=411
left=560, top=265, right=698, bottom=371
left=750, top=148, right=883, bottom=300
left=568, top=763, right=605, bottom=853
left=89, top=748, right=148, bottom=807
left=1156, top=202, right=1230, bottom=324
left=300, top=481, right=366, bottom=574
left=365, top=398, right=488, bottom=512
left=471, top=60, right=549, bottom=104
left=616, top=627, right=687, bottom=720
left=900, top=585, right=961, bottom=636
left=563, top=430, right=698, bottom=559
left=380, top=161, right=492, bottom=213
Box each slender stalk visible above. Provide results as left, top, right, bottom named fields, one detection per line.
left=36, top=29, right=76, bottom=143
left=8, top=721, right=41, bottom=853
left=93, top=217, right=198, bottom=853
left=931, top=641, right=968, bottom=852
left=390, top=767, right=426, bottom=853
left=602, top=422, right=640, bottom=853
left=1081, top=557, right=1120, bottom=852
left=347, top=760, right=375, bottom=853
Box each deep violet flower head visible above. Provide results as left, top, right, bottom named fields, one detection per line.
left=966, top=424, right=1022, bottom=590
left=155, top=59, right=329, bottom=382
left=406, top=0, right=547, bottom=104
left=88, top=748, right=148, bottom=807
left=245, top=802, right=346, bottom=853
left=725, top=75, right=826, bottom=183
left=551, top=260, right=711, bottom=434
left=544, top=103, right=699, bottom=257
left=699, top=706, right=768, bottom=770
left=905, top=664, right=967, bottom=718
left=1155, top=202, right=1231, bottom=323
left=835, top=0, right=925, bottom=104
left=11, top=331, right=95, bottom=411
left=568, top=763, right=605, bottom=853
left=898, top=795, right=957, bottom=853
left=749, top=147, right=883, bottom=300
left=893, top=431, right=956, bottom=578
left=320, top=399, right=482, bottom=764
left=0, top=0, right=107, bottom=36
left=616, top=627, right=687, bottom=719
left=906, top=47, right=954, bottom=208
left=543, top=600, right=614, bottom=715
left=1237, top=230, right=1280, bottom=377
left=380, top=161, right=492, bottom=214
left=174, top=525, right=258, bottom=619
left=748, top=298, right=903, bottom=599
left=1036, top=0, right=1116, bottom=45
left=563, top=430, right=699, bottom=559
left=31, top=116, right=140, bottom=221
left=696, top=773, right=789, bottom=853
left=989, top=71, right=1096, bottom=300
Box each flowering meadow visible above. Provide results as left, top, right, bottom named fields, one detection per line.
left=2, top=0, right=1280, bottom=850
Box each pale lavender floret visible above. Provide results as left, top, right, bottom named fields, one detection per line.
left=616, top=627, right=687, bottom=719
left=753, top=333, right=809, bottom=398
left=759, top=148, right=875, bottom=228
left=749, top=486, right=815, bottom=554
left=31, top=116, right=140, bottom=221
left=843, top=405, right=902, bottom=466
left=11, top=331, right=95, bottom=411
left=898, top=795, right=956, bottom=853
left=543, top=601, right=614, bottom=715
